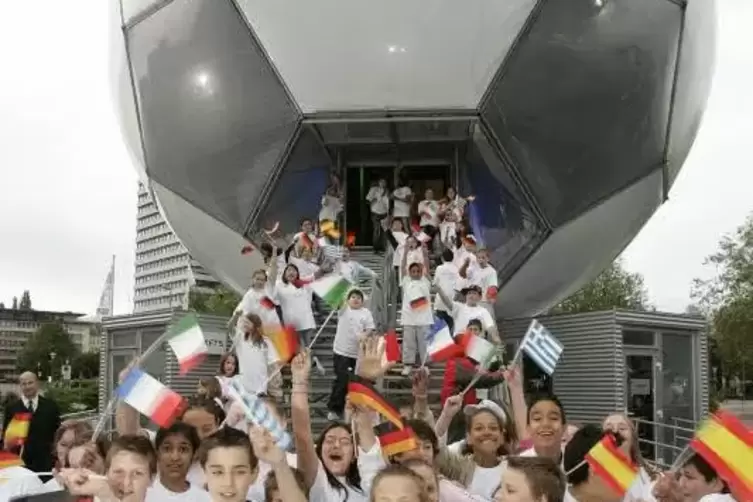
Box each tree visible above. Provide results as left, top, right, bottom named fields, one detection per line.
left=550, top=259, right=651, bottom=314
left=17, top=321, right=79, bottom=379
left=12, top=297, right=17, bottom=310
left=71, top=352, right=100, bottom=379
left=692, top=214, right=753, bottom=386
left=19, top=290, right=32, bottom=310
left=188, top=285, right=241, bottom=317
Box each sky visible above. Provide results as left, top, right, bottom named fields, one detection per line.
left=0, top=1, right=751, bottom=316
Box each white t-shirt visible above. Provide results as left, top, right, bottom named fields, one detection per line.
left=466, top=265, right=498, bottom=302
left=451, top=302, right=496, bottom=335
left=236, top=286, right=281, bottom=326
left=393, top=186, right=412, bottom=218
left=290, top=257, right=319, bottom=279
left=246, top=454, right=299, bottom=501
left=146, top=479, right=211, bottom=502
left=391, top=231, right=409, bottom=267
left=467, top=461, right=507, bottom=500
left=319, top=194, right=343, bottom=222
left=40, top=477, right=62, bottom=493
left=366, top=186, right=389, bottom=215
left=563, top=488, right=579, bottom=502
left=439, top=220, right=457, bottom=245
left=434, top=262, right=460, bottom=312
left=333, top=307, right=375, bottom=358
left=274, top=280, right=316, bottom=331
left=338, top=260, right=375, bottom=285
left=235, top=334, right=279, bottom=395
left=625, top=468, right=656, bottom=502
left=0, top=466, right=44, bottom=500
left=453, top=248, right=477, bottom=290
left=401, top=276, right=434, bottom=326
left=418, top=200, right=440, bottom=227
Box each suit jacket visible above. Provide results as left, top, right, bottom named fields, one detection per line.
left=1, top=395, right=61, bottom=472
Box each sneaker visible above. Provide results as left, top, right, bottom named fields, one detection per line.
left=401, top=366, right=413, bottom=376
left=327, top=411, right=340, bottom=421
left=313, top=356, right=326, bottom=376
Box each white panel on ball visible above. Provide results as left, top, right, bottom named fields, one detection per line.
left=237, top=0, right=538, bottom=112
left=151, top=182, right=265, bottom=295
left=120, top=0, right=163, bottom=24
left=495, top=169, right=664, bottom=318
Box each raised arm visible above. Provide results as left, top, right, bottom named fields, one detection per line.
left=289, top=351, right=319, bottom=488
left=249, top=425, right=307, bottom=502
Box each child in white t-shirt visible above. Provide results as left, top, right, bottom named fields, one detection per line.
left=392, top=180, right=413, bottom=232
left=234, top=314, right=282, bottom=397
left=461, top=248, right=498, bottom=318
left=327, top=289, right=375, bottom=421
left=400, top=250, right=433, bottom=375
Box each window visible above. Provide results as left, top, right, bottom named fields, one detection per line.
left=622, top=329, right=655, bottom=346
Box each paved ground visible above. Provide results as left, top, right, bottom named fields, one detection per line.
left=721, top=400, right=753, bottom=425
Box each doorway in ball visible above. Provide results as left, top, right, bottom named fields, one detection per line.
left=344, top=164, right=394, bottom=248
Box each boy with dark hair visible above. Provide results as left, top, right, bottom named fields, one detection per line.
left=563, top=425, right=622, bottom=502
left=520, top=394, right=567, bottom=464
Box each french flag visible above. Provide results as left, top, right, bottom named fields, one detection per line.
left=427, top=318, right=462, bottom=362
left=117, top=368, right=185, bottom=428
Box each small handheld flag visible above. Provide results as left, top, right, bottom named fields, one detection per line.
left=241, top=245, right=254, bottom=255
left=348, top=375, right=403, bottom=429
left=260, top=296, right=276, bottom=310
left=2, top=413, right=31, bottom=448
left=374, top=421, right=418, bottom=457
left=520, top=320, right=563, bottom=375
left=265, top=324, right=299, bottom=363
left=0, top=451, right=24, bottom=468
left=117, top=368, right=186, bottom=428
left=690, top=411, right=753, bottom=500
left=382, top=330, right=401, bottom=363
left=466, top=200, right=485, bottom=247
left=311, top=274, right=352, bottom=309
left=166, top=312, right=209, bottom=374
left=226, top=380, right=292, bottom=450
left=586, top=434, right=639, bottom=497
left=320, top=220, right=341, bottom=240
left=426, top=318, right=462, bottom=362
left=457, top=331, right=496, bottom=365
left=486, top=286, right=498, bottom=302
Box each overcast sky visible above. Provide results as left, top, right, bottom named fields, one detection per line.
left=0, top=0, right=751, bottom=316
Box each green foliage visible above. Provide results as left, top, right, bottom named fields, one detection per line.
left=17, top=321, right=79, bottom=378
left=551, top=259, right=651, bottom=314
left=44, top=380, right=98, bottom=414
left=188, top=285, right=241, bottom=317
left=71, top=352, right=100, bottom=379
left=693, top=214, right=753, bottom=380
left=19, top=290, right=32, bottom=310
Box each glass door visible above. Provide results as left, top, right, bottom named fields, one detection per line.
left=625, top=352, right=658, bottom=461
left=344, top=165, right=394, bottom=247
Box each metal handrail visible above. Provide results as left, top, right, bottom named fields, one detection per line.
left=632, top=417, right=697, bottom=468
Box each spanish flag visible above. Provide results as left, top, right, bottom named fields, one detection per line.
left=690, top=411, right=753, bottom=500
left=265, top=324, right=299, bottom=363
left=3, top=413, right=31, bottom=448
left=374, top=421, right=418, bottom=457
left=585, top=434, right=639, bottom=497
left=347, top=375, right=403, bottom=429
left=320, top=220, right=341, bottom=240
left=0, top=451, right=24, bottom=468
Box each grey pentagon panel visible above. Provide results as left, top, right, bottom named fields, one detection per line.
left=481, top=0, right=682, bottom=227
left=666, top=0, right=716, bottom=188
left=120, top=0, right=163, bottom=25
left=250, top=126, right=334, bottom=242
left=462, top=124, right=548, bottom=284
left=125, top=0, right=299, bottom=235
left=495, top=169, right=663, bottom=318
left=151, top=181, right=264, bottom=295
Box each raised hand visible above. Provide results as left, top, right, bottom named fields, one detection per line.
left=291, top=350, right=311, bottom=384
left=238, top=316, right=254, bottom=335
left=412, top=367, right=429, bottom=398
left=357, top=335, right=394, bottom=381
left=503, top=363, right=523, bottom=390
left=58, top=468, right=110, bottom=498
left=249, top=425, right=286, bottom=466
left=652, top=472, right=682, bottom=502
left=443, top=394, right=464, bottom=418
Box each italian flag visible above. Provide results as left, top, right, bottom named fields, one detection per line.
left=311, top=274, right=352, bottom=309
left=167, top=313, right=208, bottom=374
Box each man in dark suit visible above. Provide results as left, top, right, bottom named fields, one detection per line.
left=1, top=371, right=61, bottom=472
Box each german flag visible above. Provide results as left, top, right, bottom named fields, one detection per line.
left=690, top=411, right=753, bottom=500
left=347, top=375, right=403, bottom=429
left=374, top=421, right=418, bottom=457
left=297, top=232, right=315, bottom=250
left=585, top=434, right=639, bottom=497
left=3, top=412, right=31, bottom=448
left=409, top=297, right=430, bottom=311
left=265, top=325, right=299, bottom=363
left=0, top=451, right=23, bottom=468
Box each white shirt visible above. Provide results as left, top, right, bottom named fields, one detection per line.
left=333, top=307, right=375, bottom=358
left=319, top=194, right=343, bottom=222
left=23, top=395, right=39, bottom=412
left=186, top=463, right=205, bottom=489
left=401, top=276, right=434, bottom=326
left=439, top=220, right=457, bottom=245
left=274, top=280, right=316, bottom=331
left=338, top=260, right=376, bottom=284
left=418, top=200, right=440, bottom=227
left=467, top=461, right=507, bottom=499
left=391, top=231, right=409, bottom=267
left=453, top=247, right=477, bottom=290
left=466, top=265, right=498, bottom=302
left=434, top=262, right=460, bottom=312
left=392, top=187, right=412, bottom=218
left=146, top=479, right=211, bottom=502
left=234, top=334, right=279, bottom=395
left=246, top=454, right=299, bottom=501
left=625, top=468, right=656, bottom=502
left=308, top=444, right=383, bottom=502
left=290, top=257, right=319, bottom=279
left=0, top=466, right=44, bottom=500
left=236, top=286, right=281, bottom=327
left=366, top=186, right=389, bottom=215
left=451, top=302, right=496, bottom=335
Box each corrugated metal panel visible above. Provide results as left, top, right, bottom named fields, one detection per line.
left=97, top=326, right=109, bottom=415
left=615, top=310, right=706, bottom=331
left=698, top=329, right=709, bottom=418
left=501, top=311, right=623, bottom=424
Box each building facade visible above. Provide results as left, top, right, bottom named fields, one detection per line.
left=0, top=308, right=101, bottom=382
left=134, top=183, right=219, bottom=312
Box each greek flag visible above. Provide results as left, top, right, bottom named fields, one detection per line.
left=520, top=320, right=563, bottom=375
left=226, top=380, right=292, bottom=450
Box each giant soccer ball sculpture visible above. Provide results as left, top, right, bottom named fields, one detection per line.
left=111, top=0, right=715, bottom=317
